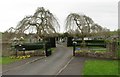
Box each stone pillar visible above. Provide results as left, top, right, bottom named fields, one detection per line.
left=106, top=42, right=112, bottom=52
left=111, top=42, right=117, bottom=56
left=106, top=41, right=117, bottom=58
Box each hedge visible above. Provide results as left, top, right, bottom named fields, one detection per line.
left=14, top=42, right=44, bottom=51
left=67, top=37, right=106, bottom=47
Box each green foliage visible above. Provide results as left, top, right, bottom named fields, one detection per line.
left=75, top=46, right=107, bottom=55
left=109, top=30, right=118, bottom=35
left=90, top=47, right=106, bottom=52
left=14, top=42, right=44, bottom=51
left=105, top=40, right=113, bottom=43
left=51, top=48, right=55, bottom=53
left=83, top=60, right=119, bottom=75
left=76, top=40, right=106, bottom=47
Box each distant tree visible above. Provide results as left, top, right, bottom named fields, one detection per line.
left=101, top=27, right=110, bottom=39
left=3, top=27, right=16, bottom=42
left=65, top=13, right=94, bottom=43
left=90, top=24, right=102, bottom=38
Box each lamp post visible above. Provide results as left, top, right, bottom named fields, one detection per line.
left=72, top=39, right=77, bottom=56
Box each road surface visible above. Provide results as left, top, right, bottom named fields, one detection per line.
left=3, top=44, right=73, bottom=75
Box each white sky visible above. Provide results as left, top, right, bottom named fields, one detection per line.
left=0, top=0, right=119, bottom=32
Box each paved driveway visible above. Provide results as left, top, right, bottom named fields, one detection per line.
left=3, top=44, right=73, bottom=75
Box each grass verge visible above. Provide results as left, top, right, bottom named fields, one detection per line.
left=83, top=60, right=119, bottom=75
left=0, top=57, right=22, bottom=64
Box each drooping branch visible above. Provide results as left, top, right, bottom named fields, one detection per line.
left=12, top=7, right=60, bottom=40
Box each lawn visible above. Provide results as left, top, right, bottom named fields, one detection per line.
left=89, top=47, right=106, bottom=52
left=83, top=60, right=119, bottom=75
left=75, top=46, right=107, bottom=53
left=1, top=48, right=56, bottom=65
left=0, top=57, right=22, bottom=64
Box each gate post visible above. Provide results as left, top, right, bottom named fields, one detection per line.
left=45, top=41, right=52, bottom=57
left=45, top=41, right=48, bottom=57
left=112, top=41, right=117, bottom=56
left=23, top=48, right=26, bottom=56
left=15, top=49, right=18, bottom=57
left=73, top=39, right=77, bottom=56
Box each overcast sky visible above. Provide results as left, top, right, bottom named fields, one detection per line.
left=0, top=0, right=119, bottom=32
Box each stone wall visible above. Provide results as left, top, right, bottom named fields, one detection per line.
left=2, top=43, right=13, bottom=56
left=75, top=42, right=118, bottom=59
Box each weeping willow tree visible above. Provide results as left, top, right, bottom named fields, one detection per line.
left=83, top=15, right=94, bottom=35
left=91, top=23, right=103, bottom=33
left=65, top=13, right=94, bottom=44
left=15, top=7, right=60, bottom=41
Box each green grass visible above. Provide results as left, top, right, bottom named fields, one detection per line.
left=0, top=57, right=22, bottom=64
left=90, top=48, right=106, bottom=52
left=89, top=47, right=106, bottom=52
left=75, top=46, right=106, bottom=53
left=83, top=60, right=119, bottom=75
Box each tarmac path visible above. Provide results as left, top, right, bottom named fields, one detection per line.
left=3, top=44, right=73, bottom=75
